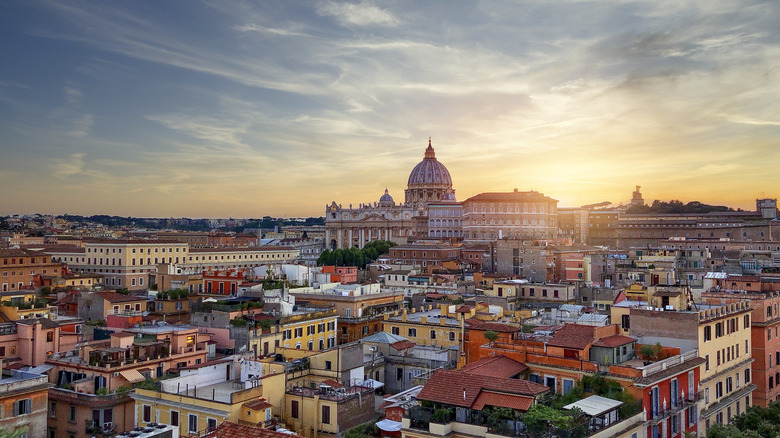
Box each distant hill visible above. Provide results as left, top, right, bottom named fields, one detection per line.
left=626, top=200, right=736, bottom=214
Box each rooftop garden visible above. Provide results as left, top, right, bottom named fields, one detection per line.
left=410, top=374, right=641, bottom=438
left=156, top=289, right=189, bottom=300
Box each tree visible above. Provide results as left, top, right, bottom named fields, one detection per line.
left=0, top=427, right=29, bottom=438
left=483, top=330, right=499, bottom=344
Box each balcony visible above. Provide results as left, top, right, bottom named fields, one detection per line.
left=647, top=393, right=700, bottom=425
left=86, top=419, right=116, bottom=436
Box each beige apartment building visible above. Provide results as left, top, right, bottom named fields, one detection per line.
left=46, top=239, right=189, bottom=290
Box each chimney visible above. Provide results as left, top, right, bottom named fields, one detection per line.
left=420, top=316, right=427, bottom=324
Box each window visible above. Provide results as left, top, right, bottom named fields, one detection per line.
left=408, top=328, right=416, bottom=337
left=745, top=368, right=751, bottom=383
left=391, top=327, right=399, bottom=335
left=716, top=381, right=723, bottom=398
left=322, top=405, right=331, bottom=424
left=430, top=330, right=436, bottom=340
left=704, top=325, right=712, bottom=342
left=291, top=401, right=299, bottom=419
left=49, top=401, right=56, bottom=418
left=13, top=399, right=31, bottom=417
left=143, top=405, right=151, bottom=423
left=170, top=411, right=179, bottom=427
left=207, top=418, right=217, bottom=431
left=188, top=414, right=198, bottom=433
left=70, top=406, right=76, bottom=422
left=705, top=355, right=710, bottom=371
left=397, top=368, right=403, bottom=381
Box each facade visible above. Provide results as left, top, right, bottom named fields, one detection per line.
left=46, top=239, right=189, bottom=290
left=385, top=244, right=461, bottom=268
left=289, top=288, right=404, bottom=344
left=78, top=291, right=148, bottom=322
left=461, top=189, right=558, bottom=243
left=382, top=308, right=464, bottom=349
left=492, top=240, right=555, bottom=281
left=177, top=247, right=298, bottom=274
left=132, top=359, right=286, bottom=436
left=325, top=140, right=456, bottom=250
left=0, top=368, right=50, bottom=438
left=426, top=202, right=463, bottom=240
left=1, top=248, right=62, bottom=292
left=702, top=289, right=780, bottom=407
left=249, top=309, right=338, bottom=358
left=625, top=300, right=755, bottom=432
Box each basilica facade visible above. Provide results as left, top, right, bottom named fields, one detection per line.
left=324, top=139, right=558, bottom=250
left=325, top=140, right=457, bottom=250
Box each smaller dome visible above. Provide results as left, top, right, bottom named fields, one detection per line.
left=379, top=188, right=394, bottom=206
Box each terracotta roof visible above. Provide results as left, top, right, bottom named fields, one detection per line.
left=547, top=324, right=596, bottom=350
left=472, top=391, right=534, bottom=411
left=459, top=355, right=528, bottom=378
left=321, top=379, right=343, bottom=388
left=390, top=340, right=416, bottom=351
left=465, top=319, right=521, bottom=333
left=111, top=331, right=136, bottom=338
left=592, top=335, right=636, bottom=348
left=455, top=305, right=474, bottom=313
left=418, top=369, right=549, bottom=408
left=243, top=398, right=273, bottom=410
left=96, top=291, right=146, bottom=303
left=203, top=421, right=299, bottom=438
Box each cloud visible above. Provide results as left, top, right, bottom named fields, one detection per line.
left=52, top=153, right=85, bottom=178
left=315, top=1, right=399, bottom=27
left=67, top=114, right=93, bottom=138
left=233, top=23, right=310, bottom=37
left=63, top=86, right=82, bottom=104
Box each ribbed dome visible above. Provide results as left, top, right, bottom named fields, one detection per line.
left=407, top=140, right=453, bottom=187
left=379, top=188, right=394, bottom=204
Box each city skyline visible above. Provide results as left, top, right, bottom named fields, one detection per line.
left=1, top=1, right=779, bottom=217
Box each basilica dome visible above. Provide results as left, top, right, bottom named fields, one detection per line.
left=405, top=139, right=455, bottom=206
left=407, top=140, right=453, bottom=187
left=379, top=188, right=395, bottom=206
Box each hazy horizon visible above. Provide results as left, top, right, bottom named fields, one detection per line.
left=2, top=1, right=778, bottom=217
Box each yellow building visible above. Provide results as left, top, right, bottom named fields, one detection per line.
left=623, top=283, right=648, bottom=301
left=382, top=306, right=465, bottom=349
left=0, top=291, right=57, bottom=320
left=131, top=358, right=287, bottom=436
left=249, top=309, right=338, bottom=357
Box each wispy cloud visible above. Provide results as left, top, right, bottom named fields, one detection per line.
left=315, top=1, right=399, bottom=27
left=52, top=153, right=86, bottom=178
left=233, top=23, right=310, bottom=37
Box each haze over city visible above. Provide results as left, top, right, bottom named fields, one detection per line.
left=1, top=0, right=779, bottom=217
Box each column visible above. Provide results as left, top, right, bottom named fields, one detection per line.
left=348, top=229, right=353, bottom=247
left=337, top=229, right=343, bottom=249
left=360, top=229, right=365, bottom=248
left=325, top=228, right=330, bottom=247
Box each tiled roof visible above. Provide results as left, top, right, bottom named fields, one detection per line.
left=321, top=379, right=343, bottom=388
left=96, top=291, right=146, bottom=303
left=390, top=340, right=416, bottom=351
left=592, top=335, right=636, bottom=348
left=455, top=305, right=474, bottom=313
left=243, top=398, right=273, bottom=410
left=465, top=319, right=521, bottom=333
left=459, top=355, right=528, bottom=378
left=472, top=391, right=534, bottom=411
left=547, top=324, right=596, bottom=350
left=417, top=369, right=549, bottom=408
left=203, top=421, right=299, bottom=438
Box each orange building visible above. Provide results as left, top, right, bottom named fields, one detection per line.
left=1, top=248, right=62, bottom=292
left=0, top=367, right=51, bottom=438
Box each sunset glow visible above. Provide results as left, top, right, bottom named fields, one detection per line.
left=1, top=1, right=778, bottom=217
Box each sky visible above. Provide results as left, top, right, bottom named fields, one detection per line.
left=1, top=0, right=779, bottom=218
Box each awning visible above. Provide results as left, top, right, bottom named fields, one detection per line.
left=361, top=379, right=385, bottom=389
left=119, top=369, right=146, bottom=383
left=375, top=419, right=402, bottom=432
